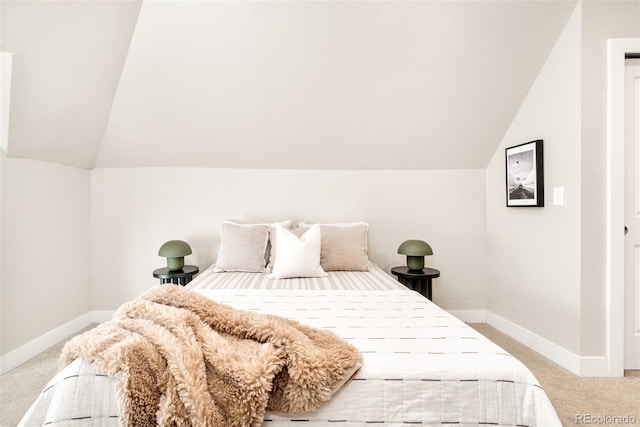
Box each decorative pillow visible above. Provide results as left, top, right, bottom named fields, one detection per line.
left=270, top=224, right=327, bottom=279
left=213, top=221, right=270, bottom=272
left=265, top=220, right=293, bottom=271
left=226, top=220, right=292, bottom=269
left=298, top=222, right=370, bottom=271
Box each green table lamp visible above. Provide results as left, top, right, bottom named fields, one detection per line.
left=158, top=240, right=192, bottom=271
left=398, top=239, right=433, bottom=271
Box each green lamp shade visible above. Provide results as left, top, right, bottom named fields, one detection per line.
left=398, top=239, right=433, bottom=271
left=158, top=240, right=192, bottom=271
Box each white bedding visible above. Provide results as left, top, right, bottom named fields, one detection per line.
left=20, top=266, right=561, bottom=426
left=188, top=263, right=406, bottom=291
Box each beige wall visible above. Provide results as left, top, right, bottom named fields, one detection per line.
left=580, top=0, right=640, bottom=357
left=91, top=168, right=487, bottom=311
left=486, top=5, right=582, bottom=353
left=1, top=156, right=91, bottom=355
left=1, top=164, right=487, bottom=358
left=486, top=1, right=640, bottom=362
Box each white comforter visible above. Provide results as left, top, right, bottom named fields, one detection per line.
left=21, top=289, right=561, bottom=426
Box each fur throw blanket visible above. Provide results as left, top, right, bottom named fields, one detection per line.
left=59, top=286, right=362, bottom=426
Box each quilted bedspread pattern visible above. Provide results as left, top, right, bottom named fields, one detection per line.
left=20, top=288, right=561, bottom=426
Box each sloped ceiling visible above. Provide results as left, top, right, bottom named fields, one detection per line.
left=2, top=0, right=576, bottom=170
left=1, top=0, right=142, bottom=169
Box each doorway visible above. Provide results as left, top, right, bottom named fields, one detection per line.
left=607, top=38, right=640, bottom=377
left=623, top=57, right=640, bottom=371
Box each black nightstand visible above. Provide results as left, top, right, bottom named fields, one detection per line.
left=391, top=266, right=440, bottom=300
left=153, top=265, right=199, bottom=286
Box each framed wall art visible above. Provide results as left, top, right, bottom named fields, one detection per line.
left=505, top=140, right=544, bottom=207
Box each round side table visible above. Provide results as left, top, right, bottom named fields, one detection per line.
left=153, top=265, right=199, bottom=286
left=391, top=266, right=440, bottom=300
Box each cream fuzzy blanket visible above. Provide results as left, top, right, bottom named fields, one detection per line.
left=59, top=286, right=362, bottom=426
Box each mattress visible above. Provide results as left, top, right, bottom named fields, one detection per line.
left=188, top=263, right=407, bottom=291
left=20, top=265, right=561, bottom=426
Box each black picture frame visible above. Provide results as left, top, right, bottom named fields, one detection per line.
left=505, top=140, right=544, bottom=207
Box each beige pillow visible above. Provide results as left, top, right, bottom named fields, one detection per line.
left=213, top=221, right=269, bottom=272
left=226, top=220, right=292, bottom=269
left=298, top=222, right=370, bottom=271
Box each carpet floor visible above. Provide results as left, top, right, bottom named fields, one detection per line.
left=471, top=324, right=640, bottom=427
left=0, top=323, right=638, bottom=426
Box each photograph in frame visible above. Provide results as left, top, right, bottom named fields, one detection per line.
left=505, top=140, right=544, bottom=207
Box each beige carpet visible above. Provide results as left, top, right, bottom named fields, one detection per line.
left=0, top=325, right=96, bottom=426
left=471, top=324, right=640, bottom=427
left=1, top=323, right=638, bottom=426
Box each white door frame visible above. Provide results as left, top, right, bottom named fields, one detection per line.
left=607, top=38, right=640, bottom=377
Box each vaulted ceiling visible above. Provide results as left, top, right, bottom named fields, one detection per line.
left=1, top=0, right=576, bottom=170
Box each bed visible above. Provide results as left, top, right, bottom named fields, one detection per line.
left=19, top=221, right=561, bottom=426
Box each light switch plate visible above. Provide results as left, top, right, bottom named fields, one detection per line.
left=553, top=187, right=564, bottom=206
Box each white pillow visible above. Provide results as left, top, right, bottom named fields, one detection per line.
left=298, top=222, right=370, bottom=271
left=265, top=220, right=293, bottom=271
left=270, top=224, right=327, bottom=279
left=213, top=221, right=269, bottom=272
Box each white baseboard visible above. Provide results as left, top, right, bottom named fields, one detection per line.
left=578, top=356, right=611, bottom=377
left=0, top=310, right=114, bottom=375
left=485, top=311, right=581, bottom=375
left=417, top=308, right=610, bottom=375
left=485, top=311, right=613, bottom=377
left=446, top=309, right=487, bottom=323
